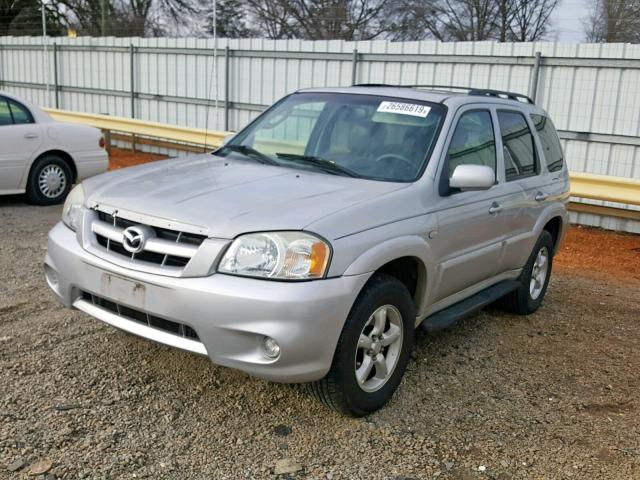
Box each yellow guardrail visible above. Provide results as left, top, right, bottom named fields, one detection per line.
left=44, top=108, right=640, bottom=220
left=44, top=108, right=231, bottom=150
left=569, top=172, right=640, bottom=206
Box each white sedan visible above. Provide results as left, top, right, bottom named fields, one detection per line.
left=0, top=91, right=108, bottom=204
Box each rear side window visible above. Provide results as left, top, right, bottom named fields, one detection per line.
left=0, top=99, right=12, bottom=126
left=498, top=111, right=537, bottom=180
left=531, top=114, right=564, bottom=172
left=8, top=99, right=34, bottom=124
left=446, top=110, right=496, bottom=178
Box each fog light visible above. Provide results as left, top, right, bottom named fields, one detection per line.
left=263, top=336, right=281, bottom=359
left=44, top=264, right=58, bottom=287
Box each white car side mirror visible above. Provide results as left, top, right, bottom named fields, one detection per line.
left=449, top=165, right=495, bottom=191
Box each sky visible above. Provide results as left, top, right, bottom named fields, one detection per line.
left=550, top=0, right=591, bottom=42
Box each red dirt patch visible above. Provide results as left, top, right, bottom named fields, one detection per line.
left=108, top=147, right=168, bottom=171
left=555, top=225, right=640, bottom=283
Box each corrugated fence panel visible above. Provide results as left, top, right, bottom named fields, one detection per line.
left=1, top=36, right=639, bottom=231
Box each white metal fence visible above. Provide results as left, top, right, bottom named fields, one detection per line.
left=1, top=36, right=639, bottom=232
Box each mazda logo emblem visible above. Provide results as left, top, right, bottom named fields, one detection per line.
left=122, top=226, right=147, bottom=254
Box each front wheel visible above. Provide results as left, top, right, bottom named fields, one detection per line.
left=309, top=273, right=415, bottom=416
left=499, top=230, right=554, bottom=315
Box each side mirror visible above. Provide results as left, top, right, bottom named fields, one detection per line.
left=449, top=165, right=495, bottom=191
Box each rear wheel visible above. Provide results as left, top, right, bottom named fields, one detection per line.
left=309, top=273, right=415, bottom=416
left=26, top=155, right=73, bottom=205
left=500, top=230, right=554, bottom=315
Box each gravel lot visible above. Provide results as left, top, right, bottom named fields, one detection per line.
left=1, top=197, right=639, bottom=480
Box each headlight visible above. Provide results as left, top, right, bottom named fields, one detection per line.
left=218, top=231, right=331, bottom=280
left=61, top=184, right=85, bottom=232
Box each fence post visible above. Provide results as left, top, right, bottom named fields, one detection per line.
left=530, top=51, right=542, bottom=103
left=351, top=48, right=358, bottom=85
left=224, top=46, right=230, bottom=131
left=53, top=43, right=59, bottom=108
left=129, top=44, right=135, bottom=119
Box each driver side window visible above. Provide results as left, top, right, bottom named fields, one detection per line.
left=252, top=101, right=325, bottom=156
left=446, top=110, right=496, bottom=179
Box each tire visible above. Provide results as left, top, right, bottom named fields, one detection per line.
left=309, top=273, right=415, bottom=416
left=499, top=230, right=554, bottom=315
left=26, top=155, right=73, bottom=205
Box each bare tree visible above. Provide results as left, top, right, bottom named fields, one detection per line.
left=203, top=0, right=256, bottom=38
left=0, top=0, right=70, bottom=35
left=583, top=0, right=640, bottom=43
left=389, top=0, right=558, bottom=41
left=247, top=0, right=390, bottom=40
left=509, top=0, right=558, bottom=41
left=245, top=0, right=294, bottom=38
left=55, top=0, right=204, bottom=36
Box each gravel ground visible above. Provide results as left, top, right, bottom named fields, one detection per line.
left=1, top=197, right=639, bottom=480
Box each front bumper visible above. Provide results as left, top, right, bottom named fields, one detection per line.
left=45, top=222, right=370, bottom=382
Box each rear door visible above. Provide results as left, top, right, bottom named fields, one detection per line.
left=430, top=105, right=523, bottom=303
left=0, top=96, right=42, bottom=192
left=531, top=113, right=569, bottom=200
left=496, top=109, right=546, bottom=272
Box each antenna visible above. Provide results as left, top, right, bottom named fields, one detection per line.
left=203, top=0, right=218, bottom=152
left=41, top=0, right=51, bottom=106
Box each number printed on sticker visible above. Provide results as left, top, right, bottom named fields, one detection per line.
left=377, top=101, right=431, bottom=118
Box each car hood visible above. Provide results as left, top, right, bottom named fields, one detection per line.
left=84, top=154, right=408, bottom=239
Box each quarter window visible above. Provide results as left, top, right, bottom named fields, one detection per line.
left=0, top=99, right=12, bottom=126
left=8, top=100, right=33, bottom=124
left=446, top=110, right=496, bottom=178
left=531, top=114, right=564, bottom=172
left=498, top=111, right=537, bottom=180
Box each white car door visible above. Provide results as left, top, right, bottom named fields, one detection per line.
left=0, top=96, right=43, bottom=193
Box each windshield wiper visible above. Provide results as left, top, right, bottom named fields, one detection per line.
left=219, top=145, right=280, bottom=166
left=275, top=153, right=359, bottom=178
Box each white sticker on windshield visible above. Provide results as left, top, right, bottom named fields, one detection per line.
left=377, top=101, right=431, bottom=118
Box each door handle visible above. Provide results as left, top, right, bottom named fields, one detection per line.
left=488, top=202, right=502, bottom=214
left=24, top=133, right=39, bottom=139
left=535, top=192, right=548, bottom=202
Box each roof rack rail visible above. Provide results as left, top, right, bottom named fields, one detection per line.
left=352, top=83, right=396, bottom=87
left=412, top=85, right=534, bottom=104
left=468, top=88, right=534, bottom=104
left=351, top=83, right=534, bottom=104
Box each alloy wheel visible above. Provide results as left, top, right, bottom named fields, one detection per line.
left=530, top=246, right=549, bottom=300
left=354, top=304, right=404, bottom=393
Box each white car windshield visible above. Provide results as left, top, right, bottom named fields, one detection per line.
left=219, top=92, right=446, bottom=182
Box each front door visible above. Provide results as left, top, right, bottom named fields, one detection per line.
left=429, top=107, right=521, bottom=302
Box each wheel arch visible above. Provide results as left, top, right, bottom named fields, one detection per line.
left=342, top=235, right=434, bottom=314
left=542, top=215, right=563, bottom=253
left=28, top=149, right=78, bottom=184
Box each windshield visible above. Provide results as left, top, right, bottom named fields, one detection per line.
left=219, top=92, right=446, bottom=182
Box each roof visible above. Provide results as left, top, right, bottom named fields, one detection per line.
left=296, top=85, right=547, bottom=115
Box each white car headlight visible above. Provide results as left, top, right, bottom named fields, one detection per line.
left=218, top=232, right=331, bottom=280
left=61, top=184, right=85, bottom=232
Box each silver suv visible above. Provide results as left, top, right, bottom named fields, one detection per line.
left=45, top=86, right=569, bottom=415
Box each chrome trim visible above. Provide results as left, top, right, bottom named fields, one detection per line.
left=73, top=298, right=208, bottom=355
left=91, top=203, right=208, bottom=236
left=91, top=220, right=199, bottom=258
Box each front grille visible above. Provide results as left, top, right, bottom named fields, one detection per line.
left=92, top=210, right=207, bottom=269
left=82, top=291, right=200, bottom=341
